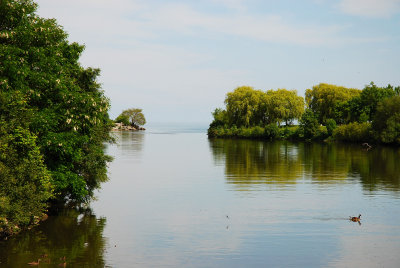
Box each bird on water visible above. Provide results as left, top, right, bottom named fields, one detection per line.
left=349, top=214, right=361, bottom=222
left=28, top=259, right=41, bottom=266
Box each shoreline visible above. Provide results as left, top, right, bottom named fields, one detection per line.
left=207, top=125, right=388, bottom=147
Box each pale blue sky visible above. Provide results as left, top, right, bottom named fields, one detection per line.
left=36, top=0, right=400, bottom=123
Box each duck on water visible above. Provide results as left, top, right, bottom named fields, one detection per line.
left=349, top=214, right=361, bottom=222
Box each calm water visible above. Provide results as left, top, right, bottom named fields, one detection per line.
left=1, top=125, right=400, bottom=267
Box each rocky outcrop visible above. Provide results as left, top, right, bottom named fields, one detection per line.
left=111, top=122, right=146, bottom=131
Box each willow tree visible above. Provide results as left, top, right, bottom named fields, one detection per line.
left=265, top=89, right=304, bottom=125
left=224, top=86, right=265, bottom=127
left=0, top=0, right=113, bottom=203
left=305, top=83, right=361, bottom=124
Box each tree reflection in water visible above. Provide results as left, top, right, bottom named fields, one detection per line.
left=209, top=138, right=400, bottom=193
left=0, top=208, right=106, bottom=267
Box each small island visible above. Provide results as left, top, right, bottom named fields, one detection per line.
left=208, top=83, right=400, bottom=145
left=112, top=108, right=146, bottom=131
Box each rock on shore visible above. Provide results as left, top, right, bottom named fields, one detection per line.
left=111, top=122, right=146, bottom=131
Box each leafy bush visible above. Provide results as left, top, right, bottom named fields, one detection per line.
left=238, top=126, right=265, bottom=138
left=264, top=124, right=280, bottom=139
left=333, top=122, right=372, bottom=142
left=208, top=124, right=297, bottom=140
left=280, top=125, right=299, bottom=139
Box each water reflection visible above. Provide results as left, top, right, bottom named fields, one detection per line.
left=0, top=208, right=106, bottom=267
left=112, top=131, right=145, bottom=159
left=209, top=139, right=400, bottom=193
left=209, top=139, right=303, bottom=189
left=2, top=132, right=399, bottom=267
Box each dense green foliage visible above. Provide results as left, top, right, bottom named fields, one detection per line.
left=297, top=109, right=320, bottom=139
left=333, top=82, right=397, bottom=124
left=372, top=96, right=400, bottom=144
left=1, top=0, right=113, bottom=236
left=0, top=126, right=53, bottom=237
left=209, top=83, right=400, bottom=144
left=325, top=118, right=337, bottom=136
left=333, top=122, right=372, bottom=142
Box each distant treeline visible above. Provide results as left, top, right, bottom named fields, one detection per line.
left=208, top=83, right=400, bottom=145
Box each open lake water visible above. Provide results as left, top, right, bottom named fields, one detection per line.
left=1, top=123, right=400, bottom=267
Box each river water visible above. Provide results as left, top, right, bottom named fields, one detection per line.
left=1, top=124, right=400, bottom=267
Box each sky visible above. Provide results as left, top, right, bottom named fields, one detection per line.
left=35, top=0, right=400, bottom=123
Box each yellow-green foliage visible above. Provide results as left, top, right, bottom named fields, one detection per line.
left=209, top=82, right=400, bottom=144
left=306, top=83, right=361, bottom=124
left=225, top=86, right=265, bottom=127
left=333, top=122, right=372, bottom=142
left=220, top=86, right=305, bottom=128
left=265, top=89, right=305, bottom=125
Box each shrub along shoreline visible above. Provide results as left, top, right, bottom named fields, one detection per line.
left=208, top=83, right=400, bottom=145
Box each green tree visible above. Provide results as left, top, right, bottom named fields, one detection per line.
left=358, top=82, right=396, bottom=122
left=333, top=96, right=362, bottom=124
left=225, top=86, right=265, bottom=127
left=120, top=108, right=146, bottom=128
left=209, top=108, right=228, bottom=128
left=0, top=0, right=113, bottom=203
left=298, top=109, right=320, bottom=139
left=223, top=86, right=304, bottom=127
left=265, top=89, right=304, bottom=125
left=372, top=96, right=400, bottom=144
left=333, top=82, right=397, bottom=124
left=306, top=83, right=361, bottom=124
